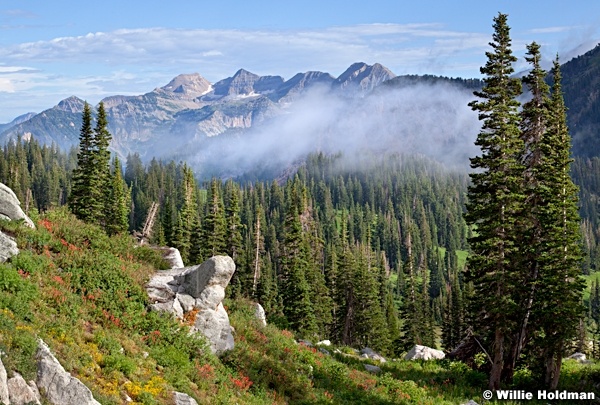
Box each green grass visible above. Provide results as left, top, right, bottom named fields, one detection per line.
left=0, top=208, right=598, bottom=404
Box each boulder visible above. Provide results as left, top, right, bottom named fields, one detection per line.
left=0, top=357, right=8, bottom=405
left=364, top=364, right=382, bottom=374
left=7, top=373, right=40, bottom=405
left=298, top=340, right=313, bottom=348
left=316, top=339, right=331, bottom=346
left=360, top=347, right=387, bottom=363
left=173, top=391, right=198, bottom=405
left=567, top=352, right=587, bottom=362
left=318, top=348, right=330, bottom=356
left=0, top=232, right=18, bottom=263
left=145, top=256, right=236, bottom=355
left=404, top=345, right=445, bottom=361
left=0, top=183, right=35, bottom=229
left=158, top=247, right=184, bottom=269
left=255, top=303, right=267, bottom=327
left=192, top=302, right=235, bottom=355
left=36, top=339, right=101, bottom=405
left=175, top=256, right=235, bottom=307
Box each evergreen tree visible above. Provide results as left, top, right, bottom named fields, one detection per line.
left=70, top=102, right=103, bottom=223
left=464, top=13, right=524, bottom=390
left=105, top=156, right=130, bottom=235
left=201, top=178, right=227, bottom=259
left=94, top=101, right=112, bottom=226
left=279, top=185, right=317, bottom=337
left=529, top=57, right=585, bottom=389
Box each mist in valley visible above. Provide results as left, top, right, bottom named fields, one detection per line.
left=161, top=80, right=482, bottom=180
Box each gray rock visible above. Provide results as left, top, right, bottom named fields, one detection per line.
left=173, top=391, right=199, bottom=405
left=193, top=303, right=234, bottom=355
left=318, top=348, right=330, bottom=356
left=160, top=247, right=184, bottom=269
left=0, top=357, right=9, bottom=405
left=7, top=372, right=40, bottom=405
left=255, top=303, right=267, bottom=327
left=404, top=345, right=445, bottom=361
left=146, top=256, right=236, bottom=355
left=150, top=299, right=183, bottom=319
left=364, top=364, right=382, bottom=374
left=0, top=232, right=18, bottom=263
left=568, top=352, right=587, bottom=362
left=460, top=401, right=479, bottom=405
left=0, top=183, right=35, bottom=229
left=36, top=339, right=101, bottom=405
left=360, top=347, right=387, bottom=363
left=298, top=340, right=313, bottom=348
left=177, top=293, right=196, bottom=313
left=175, top=256, right=235, bottom=303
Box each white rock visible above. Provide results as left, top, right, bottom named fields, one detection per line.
left=174, top=391, right=198, bottom=405
left=177, top=293, right=196, bottom=313
left=316, top=339, right=331, bottom=346
left=404, top=345, right=445, bottom=361
left=0, top=183, right=35, bottom=229
left=255, top=303, right=267, bottom=327
left=567, top=352, right=586, bottom=362
left=192, top=303, right=234, bottom=355
left=0, top=354, right=8, bottom=405
left=36, top=339, right=101, bottom=405
left=163, top=247, right=184, bottom=269
left=7, top=373, right=40, bottom=405
left=0, top=232, right=18, bottom=263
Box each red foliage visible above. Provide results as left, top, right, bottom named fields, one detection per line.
left=39, top=219, right=53, bottom=232
left=230, top=374, right=253, bottom=391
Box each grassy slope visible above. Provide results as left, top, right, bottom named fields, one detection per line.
left=0, top=208, right=598, bottom=405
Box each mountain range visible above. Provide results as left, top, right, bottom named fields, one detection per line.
left=0, top=62, right=395, bottom=159
left=2, top=46, right=600, bottom=176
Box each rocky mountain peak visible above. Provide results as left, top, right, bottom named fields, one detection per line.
left=56, top=96, right=85, bottom=113
left=213, top=69, right=284, bottom=97
left=334, top=62, right=396, bottom=93
left=161, top=73, right=212, bottom=98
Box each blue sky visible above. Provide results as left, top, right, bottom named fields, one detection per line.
left=1, top=0, right=599, bottom=122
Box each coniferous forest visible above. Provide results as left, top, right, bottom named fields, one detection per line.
left=3, top=12, right=600, bottom=400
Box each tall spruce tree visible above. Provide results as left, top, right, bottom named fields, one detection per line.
left=529, top=57, right=584, bottom=389
left=465, top=13, right=524, bottom=390
left=70, top=102, right=104, bottom=223
left=105, top=156, right=130, bottom=235
left=94, top=101, right=112, bottom=226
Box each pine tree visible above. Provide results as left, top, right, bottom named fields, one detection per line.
left=94, top=101, right=112, bottom=227
left=464, top=13, right=524, bottom=390
left=279, top=185, right=317, bottom=337
left=201, top=178, right=227, bottom=259
left=70, top=102, right=103, bottom=222
left=530, top=57, right=585, bottom=389
left=105, top=156, right=130, bottom=235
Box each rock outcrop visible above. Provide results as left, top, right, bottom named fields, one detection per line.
left=146, top=256, right=236, bottom=355
left=0, top=358, right=8, bottom=405
left=0, top=233, right=18, bottom=263
left=0, top=183, right=35, bottom=229
left=156, top=247, right=184, bottom=269
left=360, top=347, right=387, bottom=363
left=7, top=373, right=40, bottom=405
left=0, top=340, right=101, bottom=405
left=173, top=391, right=199, bottom=405
left=36, top=339, right=101, bottom=405
left=404, top=345, right=445, bottom=361
left=255, top=303, right=267, bottom=327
